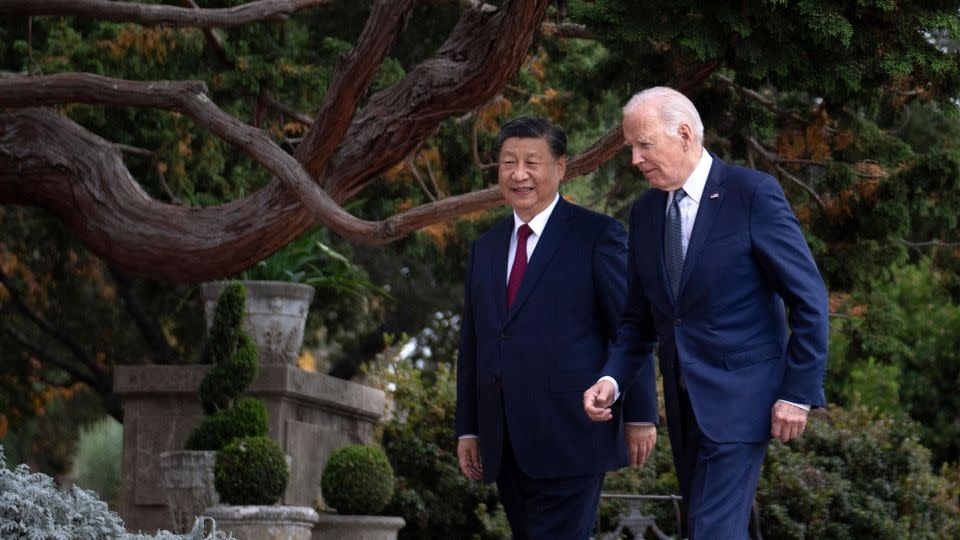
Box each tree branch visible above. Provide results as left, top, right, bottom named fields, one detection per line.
left=541, top=21, right=592, bottom=39
left=0, top=269, right=101, bottom=384
left=423, top=150, right=444, bottom=198
left=675, top=59, right=722, bottom=95
left=715, top=73, right=806, bottom=123
left=406, top=156, right=437, bottom=202
left=110, top=268, right=181, bottom=365
left=0, top=74, right=384, bottom=237
left=747, top=137, right=827, bottom=211
left=322, top=0, right=553, bottom=200
left=0, top=1, right=606, bottom=283
left=1, top=323, right=98, bottom=388
left=295, top=0, right=416, bottom=180
left=1, top=103, right=624, bottom=281
left=899, top=238, right=960, bottom=248
left=565, top=124, right=625, bottom=179
left=3, top=0, right=332, bottom=29
left=472, top=110, right=498, bottom=170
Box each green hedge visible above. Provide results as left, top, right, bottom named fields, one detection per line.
left=379, top=361, right=510, bottom=539
left=322, top=444, right=395, bottom=515
left=214, top=435, right=289, bottom=506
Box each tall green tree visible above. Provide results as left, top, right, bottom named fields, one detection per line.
left=2, top=0, right=960, bottom=469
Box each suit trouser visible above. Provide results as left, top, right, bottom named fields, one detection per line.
left=673, top=384, right=768, bottom=540
left=496, top=421, right=604, bottom=540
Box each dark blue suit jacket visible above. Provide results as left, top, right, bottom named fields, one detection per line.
left=455, top=197, right=659, bottom=483
left=603, top=155, right=829, bottom=446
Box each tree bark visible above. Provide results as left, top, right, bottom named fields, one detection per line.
left=4, top=0, right=331, bottom=28
left=0, top=0, right=631, bottom=283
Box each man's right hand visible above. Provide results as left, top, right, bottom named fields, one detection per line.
left=457, top=438, right=483, bottom=481
left=583, top=379, right=616, bottom=421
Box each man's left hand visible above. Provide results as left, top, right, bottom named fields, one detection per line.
left=770, top=401, right=808, bottom=442
left=624, top=424, right=656, bottom=466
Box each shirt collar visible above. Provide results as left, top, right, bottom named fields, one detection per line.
left=513, top=193, right=560, bottom=237
left=670, top=149, right=713, bottom=205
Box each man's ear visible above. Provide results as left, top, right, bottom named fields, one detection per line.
left=556, top=155, right=567, bottom=180
left=678, top=123, right=693, bottom=150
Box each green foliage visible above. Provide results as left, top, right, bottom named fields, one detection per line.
left=205, top=284, right=248, bottom=375
left=71, top=416, right=123, bottom=506
left=571, top=0, right=960, bottom=102
left=184, top=398, right=267, bottom=452
left=757, top=406, right=960, bottom=539
left=187, top=284, right=267, bottom=452
left=378, top=359, right=508, bottom=540
left=198, top=333, right=258, bottom=414
left=0, top=386, right=104, bottom=478
left=828, top=263, right=960, bottom=464
left=214, top=436, right=289, bottom=506
left=321, top=445, right=395, bottom=515
left=237, top=226, right=379, bottom=297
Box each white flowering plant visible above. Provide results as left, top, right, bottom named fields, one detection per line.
left=0, top=444, right=230, bottom=540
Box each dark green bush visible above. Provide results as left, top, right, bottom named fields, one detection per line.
left=757, top=406, right=960, bottom=539
left=186, top=283, right=267, bottom=452
left=322, top=444, right=395, bottom=515
left=214, top=436, right=289, bottom=505
left=379, top=360, right=509, bottom=539
left=184, top=397, right=267, bottom=451
left=198, top=333, right=258, bottom=414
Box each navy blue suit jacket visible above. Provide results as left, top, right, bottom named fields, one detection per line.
left=455, top=197, right=659, bottom=483
left=603, top=155, right=829, bottom=446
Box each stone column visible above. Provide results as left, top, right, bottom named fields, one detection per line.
left=114, top=364, right=385, bottom=532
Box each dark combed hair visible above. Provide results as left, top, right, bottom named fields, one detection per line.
left=493, top=116, right=567, bottom=159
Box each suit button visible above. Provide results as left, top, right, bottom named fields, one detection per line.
left=674, top=318, right=682, bottom=326
left=500, top=331, right=509, bottom=339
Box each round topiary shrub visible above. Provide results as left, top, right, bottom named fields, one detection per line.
left=321, top=444, right=395, bottom=515
left=214, top=436, right=289, bottom=505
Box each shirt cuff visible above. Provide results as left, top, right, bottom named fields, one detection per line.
left=778, top=399, right=810, bottom=412
left=597, top=376, right=620, bottom=404
left=458, top=434, right=479, bottom=440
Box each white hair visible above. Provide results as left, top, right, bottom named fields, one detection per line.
left=623, top=87, right=704, bottom=146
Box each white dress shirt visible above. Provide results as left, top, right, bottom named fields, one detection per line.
left=602, top=150, right=809, bottom=418
left=506, top=194, right=561, bottom=282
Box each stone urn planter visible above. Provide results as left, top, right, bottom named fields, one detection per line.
left=158, top=450, right=218, bottom=533
left=204, top=505, right=319, bottom=540
left=312, top=515, right=405, bottom=540
left=201, top=281, right=315, bottom=366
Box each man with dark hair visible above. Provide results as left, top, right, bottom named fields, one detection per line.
left=455, top=116, right=659, bottom=539
left=584, top=88, right=829, bottom=539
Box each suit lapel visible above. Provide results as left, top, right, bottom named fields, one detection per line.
left=678, top=156, right=727, bottom=300
left=649, top=190, right=675, bottom=309
left=490, top=217, right=512, bottom=323
left=505, top=198, right=571, bottom=324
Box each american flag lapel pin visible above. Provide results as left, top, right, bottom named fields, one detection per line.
left=709, top=192, right=719, bottom=199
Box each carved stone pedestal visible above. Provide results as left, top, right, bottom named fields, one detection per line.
left=115, top=364, right=385, bottom=532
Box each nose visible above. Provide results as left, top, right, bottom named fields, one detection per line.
left=512, top=165, right=530, bottom=180
left=631, top=147, right=645, bottom=167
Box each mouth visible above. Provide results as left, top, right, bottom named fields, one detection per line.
left=511, top=187, right=534, bottom=195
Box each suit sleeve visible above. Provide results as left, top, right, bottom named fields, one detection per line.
left=455, top=242, right=479, bottom=437
left=601, top=204, right=659, bottom=422
left=750, top=177, right=829, bottom=407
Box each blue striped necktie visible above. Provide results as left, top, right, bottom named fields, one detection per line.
left=665, top=188, right=687, bottom=301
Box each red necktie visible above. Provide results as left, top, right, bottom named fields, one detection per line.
left=507, top=224, right=533, bottom=310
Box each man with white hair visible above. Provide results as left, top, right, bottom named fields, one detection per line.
left=583, top=87, right=829, bottom=539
